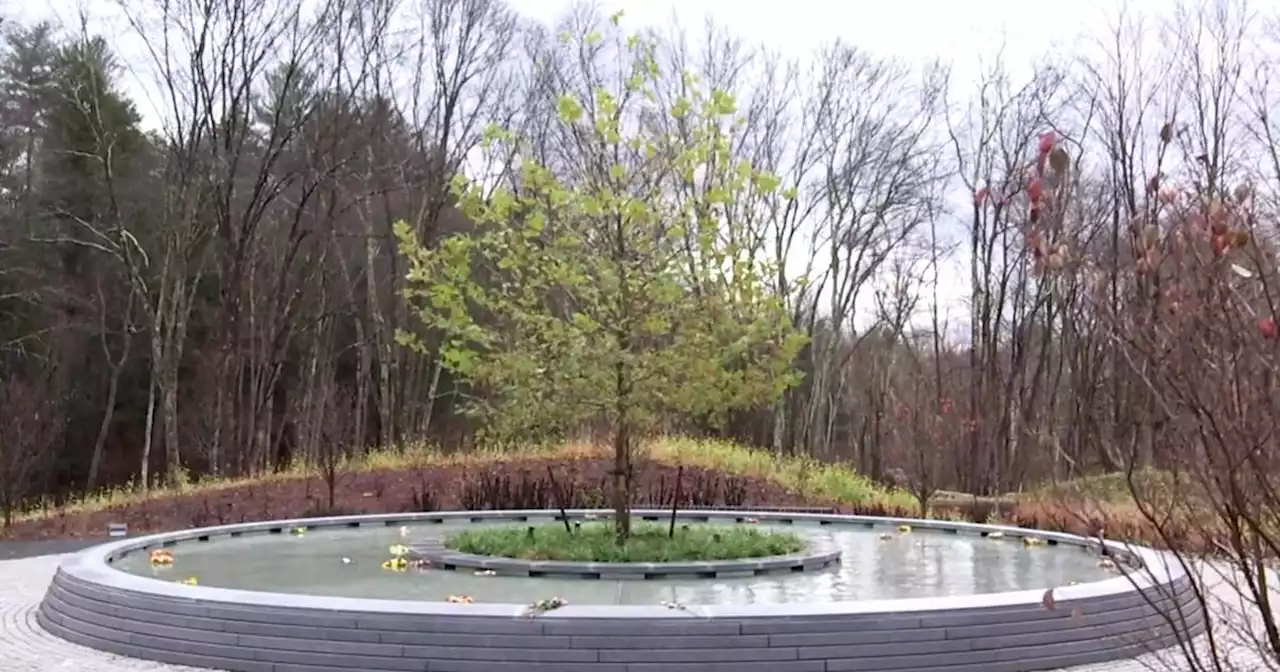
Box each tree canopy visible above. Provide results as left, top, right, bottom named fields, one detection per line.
left=397, top=21, right=806, bottom=539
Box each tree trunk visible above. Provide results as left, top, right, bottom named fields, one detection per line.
left=611, top=417, right=632, bottom=546
left=361, top=217, right=396, bottom=451
left=161, top=356, right=181, bottom=486
left=88, top=306, right=133, bottom=490
left=417, top=353, right=444, bottom=437
left=87, top=344, right=127, bottom=490
left=140, top=281, right=167, bottom=492
left=160, top=268, right=195, bottom=487
left=771, top=397, right=786, bottom=454
left=354, top=322, right=370, bottom=450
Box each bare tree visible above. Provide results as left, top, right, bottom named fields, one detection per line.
left=0, top=377, right=61, bottom=527
left=86, top=277, right=136, bottom=489
left=944, top=50, right=1070, bottom=493
left=372, top=0, right=521, bottom=447
left=777, top=44, right=947, bottom=460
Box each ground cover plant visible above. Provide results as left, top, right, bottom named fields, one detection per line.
left=0, top=438, right=911, bottom=539
left=445, top=520, right=804, bottom=562
left=0, top=434, right=1189, bottom=557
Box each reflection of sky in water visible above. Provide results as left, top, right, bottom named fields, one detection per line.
left=112, top=523, right=1111, bottom=606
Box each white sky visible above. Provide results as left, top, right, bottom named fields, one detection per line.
left=499, top=0, right=1186, bottom=334
left=510, top=0, right=1275, bottom=337
left=13, top=0, right=1276, bottom=336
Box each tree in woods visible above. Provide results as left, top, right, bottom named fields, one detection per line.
left=17, top=1, right=1280, bottom=576
left=397, top=16, right=806, bottom=543
left=38, top=33, right=150, bottom=490
left=0, top=377, right=62, bottom=527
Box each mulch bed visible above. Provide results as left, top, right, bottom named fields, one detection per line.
left=1, top=458, right=826, bottom=540
left=2, top=457, right=1181, bottom=553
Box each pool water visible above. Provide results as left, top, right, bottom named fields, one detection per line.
left=112, top=522, right=1113, bottom=606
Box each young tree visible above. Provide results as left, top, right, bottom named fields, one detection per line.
left=397, top=18, right=805, bottom=544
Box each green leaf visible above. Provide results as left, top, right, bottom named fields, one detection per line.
left=556, top=95, right=583, bottom=124
left=393, top=31, right=806, bottom=457
left=755, top=171, right=780, bottom=193
left=710, top=89, right=736, bottom=115
left=672, top=97, right=691, bottom=118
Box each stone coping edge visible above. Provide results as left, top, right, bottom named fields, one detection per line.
left=407, top=525, right=843, bottom=579
left=51, top=509, right=1186, bottom=620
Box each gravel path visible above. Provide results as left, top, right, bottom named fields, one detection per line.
left=0, top=552, right=1271, bottom=672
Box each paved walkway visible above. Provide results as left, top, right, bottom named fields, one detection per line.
left=0, top=554, right=200, bottom=671
left=0, top=553, right=1271, bottom=671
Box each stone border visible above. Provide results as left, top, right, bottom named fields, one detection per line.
left=38, top=509, right=1206, bottom=671
left=410, top=522, right=842, bottom=579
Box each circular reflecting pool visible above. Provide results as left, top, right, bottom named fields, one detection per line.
left=112, top=521, right=1113, bottom=606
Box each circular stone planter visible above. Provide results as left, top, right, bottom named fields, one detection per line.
left=38, top=509, right=1206, bottom=672
left=409, top=524, right=842, bottom=579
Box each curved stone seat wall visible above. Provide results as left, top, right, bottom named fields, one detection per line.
left=38, top=510, right=1207, bottom=672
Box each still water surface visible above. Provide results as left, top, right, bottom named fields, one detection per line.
left=113, top=522, right=1111, bottom=606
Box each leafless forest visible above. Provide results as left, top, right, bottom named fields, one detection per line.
left=0, top=0, right=1276, bottom=515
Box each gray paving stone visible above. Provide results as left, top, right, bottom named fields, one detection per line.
left=769, top=628, right=946, bottom=646
left=0, top=535, right=1267, bottom=672
left=399, top=644, right=598, bottom=662
left=622, top=662, right=824, bottom=672
left=424, top=663, right=622, bottom=672
left=570, top=633, right=771, bottom=648
left=598, top=646, right=799, bottom=663
left=380, top=630, right=566, bottom=647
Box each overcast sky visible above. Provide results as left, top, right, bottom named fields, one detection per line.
left=12, top=0, right=1275, bottom=334
left=504, top=0, right=1268, bottom=333
left=512, top=0, right=1155, bottom=72
left=511, top=0, right=1157, bottom=332
left=499, top=0, right=1167, bottom=331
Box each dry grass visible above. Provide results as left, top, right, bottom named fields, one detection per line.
left=17, top=437, right=914, bottom=523
left=1029, top=469, right=1189, bottom=505
left=16, top=441, right=601, bottom=523
left=18, top=435, right=1204, bottom=554
left=649, top=437, right=917, bottom=510
left=1005, top=496, right=1213, bottom=554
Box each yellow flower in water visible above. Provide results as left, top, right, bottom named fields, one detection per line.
left=290, top=527, right=306, bottom=537
left=174, top=577, right=198, bottom=586
left=381, top=557, right=408, bottom=571
left=1023, top=537, right=1046, bottom=547
left=896, top=524, right=912, bottom=534
left=388, top=544, right=410, bottom=557
left=149, top=549, right=174, bottom=566
left=446, top=595, right=473, bottom=604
